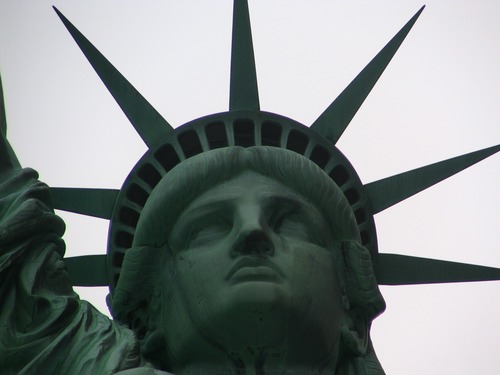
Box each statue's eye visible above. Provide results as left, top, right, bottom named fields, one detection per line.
left=186, top=217, right=232, bottom=249
left=268, top=203, right=329, bottom=247
left=270, top=206, right=313, bottom=242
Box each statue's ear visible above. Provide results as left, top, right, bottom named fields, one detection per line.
left=110, top=245, right=165, bottom=323
left=136, top=271, right=170, bottom=368
left=340, top=308, right=369, bottom=356
left=339, top=240, right=385, bottom=357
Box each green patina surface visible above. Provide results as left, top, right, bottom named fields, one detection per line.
left=0, top=1, right=498, bottom=374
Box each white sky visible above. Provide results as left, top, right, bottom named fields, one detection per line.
left=1, top=1, right=499, bottom=374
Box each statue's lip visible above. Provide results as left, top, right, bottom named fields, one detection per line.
left=225, top=256, right=284, bottom=282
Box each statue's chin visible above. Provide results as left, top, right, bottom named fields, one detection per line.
left=164, top=280, right=338, bottom=372
left=207, top=281, right=293, bottom=349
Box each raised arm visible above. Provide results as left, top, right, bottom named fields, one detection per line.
left=0, top=77, right=143, bottom=375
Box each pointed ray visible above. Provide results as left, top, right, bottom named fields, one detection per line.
left=377, top=253, right=500, bottom=285
left=0, top=73, right=7, bottom=137
left=229, top=0, right=260, bottom=111
left=311, top=6, right=425, bottom=144
left=53, top=7, right=173, bottom=149
left=0, top=74, right=21, bottom=176
left=51, top=187, right=119, bottom=219
left=64, top=254, right=108, bottom=286
left=365, top=144, right=500, bottom=214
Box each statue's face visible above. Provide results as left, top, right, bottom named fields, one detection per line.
left=166, top=170, right=344, bottom=354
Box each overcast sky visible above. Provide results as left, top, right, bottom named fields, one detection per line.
left=1, top=1, right=499, bottom=374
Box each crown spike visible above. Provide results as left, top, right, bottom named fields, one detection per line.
left=50, top=187, right=119, bottom=219
left=311, top=6, right=425, bottom=144
left=0, top=73, right=21, bottom=176
left=365, top=144, right=500, bottom=214
left=53, top=7, right=174, bottom=149
left=229, top=0, right=260, bottom=111
left=0, top=73, right=7, bottom=138
left=64, top=255, right=108, bottom=286
left=377, top=253, right=500, bottom=285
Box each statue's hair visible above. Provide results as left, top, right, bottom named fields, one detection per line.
left=110, top=146, right=385, bottom=374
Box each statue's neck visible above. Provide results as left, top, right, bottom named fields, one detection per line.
left=168, top=334, right=341, bottom=375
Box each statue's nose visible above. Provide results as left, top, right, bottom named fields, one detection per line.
left=242, top=229, right=274, bottom=255
left=231, top=225, right=275, bottom=257
left=230, top=203, right=275, bottom=257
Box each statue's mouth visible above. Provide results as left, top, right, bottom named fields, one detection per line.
left=225, top=256, right=284, bottom=283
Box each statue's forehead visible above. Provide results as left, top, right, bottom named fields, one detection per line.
left=179, top=170, right=313, bottom=213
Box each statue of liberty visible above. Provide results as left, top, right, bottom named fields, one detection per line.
left=0, top=2, right=499, bottom=374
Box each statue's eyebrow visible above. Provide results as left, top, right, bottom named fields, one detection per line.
left=262, top=194, right=312, bottom=213
left=177, top=197, right=236, bottom=224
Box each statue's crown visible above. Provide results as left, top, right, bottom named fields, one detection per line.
left=43, top=3, right=499, bottom=293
